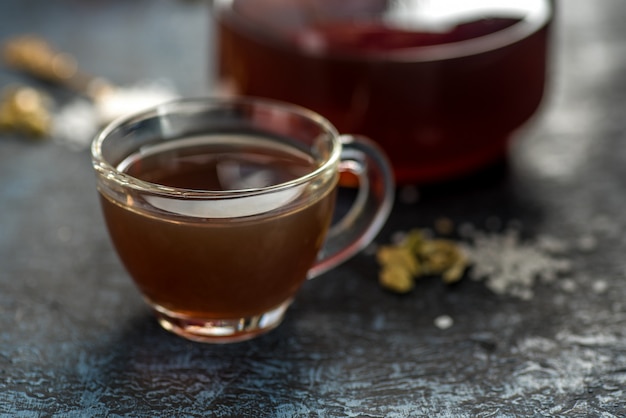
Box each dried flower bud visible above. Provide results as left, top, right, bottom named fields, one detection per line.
left=376, top=245, right=420, bottom=276
left=0, top=85, right=51, bottom=137
left=379, top=265, right=414, bottom=294
left=376, top=229, right=469, bottom=293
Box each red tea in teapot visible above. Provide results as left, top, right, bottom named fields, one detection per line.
left=216, top=0, right=553, bottom=183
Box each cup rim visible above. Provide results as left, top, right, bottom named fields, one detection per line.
left=91, top=96, right=342, bottom=198
left=216, top=0, right=554, bottom=62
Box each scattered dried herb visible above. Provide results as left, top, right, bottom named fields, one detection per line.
left=0, top=85, right=51, bottom=137
left=376, top=228, right=469, bottom=293
left=376, top=218, right=580, bottom=300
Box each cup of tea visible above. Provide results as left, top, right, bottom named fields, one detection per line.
left=214, top=0, right=555, bottom=184
left=91, top=97, right=394, bottom=343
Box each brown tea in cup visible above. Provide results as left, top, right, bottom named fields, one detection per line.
left=100, top=134, right=336, bottom=320
left=92, top=97, right=394, bottom=343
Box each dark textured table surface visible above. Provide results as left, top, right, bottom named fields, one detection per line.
left=1, top=1, right=626, bottom=416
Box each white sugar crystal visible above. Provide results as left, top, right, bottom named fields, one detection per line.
left=96, top=80, right=178, bottom=124
left=434, top=315, right=454, bottom=330
left=51, top=79, right=179, bottom=151
left=463, top=228, right=571, bottom=300
left=591, top=279, right=609, bottom=294
left=536, top=234, right=569, bottom=254
left=51, top=98, right=99, bottom=151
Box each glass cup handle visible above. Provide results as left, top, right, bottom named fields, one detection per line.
left=308, top=134, right=395, bottom=279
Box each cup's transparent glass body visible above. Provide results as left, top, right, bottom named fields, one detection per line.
left=92, top=97, right=394, bottom=343
left=215, top=0, right=555, bottom=184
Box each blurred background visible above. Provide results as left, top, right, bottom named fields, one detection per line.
left=2, top=1, right=626, bottom=416
left=0, top=0, right=214, bottom=94
left=0, top=0, right=624, bottom=182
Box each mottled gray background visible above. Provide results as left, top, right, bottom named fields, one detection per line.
left=1, top=1, right=625, bottom=416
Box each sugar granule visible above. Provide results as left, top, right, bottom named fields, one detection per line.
left=51, top=98, right=98, bottom=151
left=462, top=228, right=572, bottom=300
left=434, top=315, right=454, bottom=330
left=51, top=79, right=178, bottom=151
left=592, top=279, right=609, bottom=294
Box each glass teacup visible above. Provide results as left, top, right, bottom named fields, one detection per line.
left=91, top=97, right=394, bottom=343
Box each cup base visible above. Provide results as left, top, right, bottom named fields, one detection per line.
left=151, top=300, right=292, bottom=343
